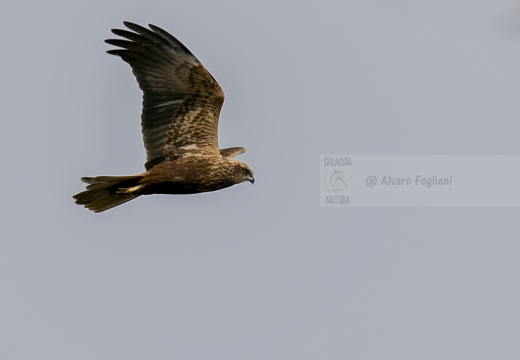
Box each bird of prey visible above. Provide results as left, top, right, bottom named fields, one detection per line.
left=73, top=22, right=254, bottom=213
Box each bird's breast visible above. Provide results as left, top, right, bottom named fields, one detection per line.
left=139, top=156, right=235, bottom=195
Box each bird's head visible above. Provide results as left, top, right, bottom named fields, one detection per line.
left=232, top=161, right=255, bottom=185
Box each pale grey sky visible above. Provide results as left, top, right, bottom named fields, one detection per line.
left=1, top=0, right=520, bottom=359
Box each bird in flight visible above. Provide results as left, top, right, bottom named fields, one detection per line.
left=73, top=22, right=254, bottom=213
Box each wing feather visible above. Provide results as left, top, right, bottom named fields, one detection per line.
left=105, top=22, right=224, bottom=170
left=220, top=147, right=246, bottom=158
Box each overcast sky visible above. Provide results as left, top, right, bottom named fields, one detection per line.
left=2, top=0, right=520, bottom=359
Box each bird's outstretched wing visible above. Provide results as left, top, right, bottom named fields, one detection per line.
left=105, top=22, right=224, bottom=170
left=219, top=147, right=245, bottom=158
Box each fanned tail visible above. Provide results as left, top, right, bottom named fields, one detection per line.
left=73, top=175, right=144, bottom=213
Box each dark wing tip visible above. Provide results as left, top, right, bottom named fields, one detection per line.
left=106, top=49, right=123, bottom=56
left=122, top=21, right=147, bottom=32
left=122, top=20, right=139, bottom=27
left=106, top=21, right=197, bottom=60
left=148, top=23, right=190, bottom=51
left=220, top=147, right=246, bottom=158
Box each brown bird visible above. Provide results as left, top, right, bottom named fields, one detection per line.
left=73, top=22, right=254, bottom=213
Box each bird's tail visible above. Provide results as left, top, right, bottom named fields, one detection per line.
left=73, top=175, right=144, bottom=213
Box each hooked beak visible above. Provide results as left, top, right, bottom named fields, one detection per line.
left=248, top=175, right=255, bottom=184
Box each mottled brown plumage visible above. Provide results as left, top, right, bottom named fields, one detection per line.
left=73, top=22, right=254, bottom=213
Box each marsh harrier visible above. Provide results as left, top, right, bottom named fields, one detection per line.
left=73, top=22, right=254, bottom=213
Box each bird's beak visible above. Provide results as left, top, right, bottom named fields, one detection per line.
left=248, top=175, right=255, bottom=184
